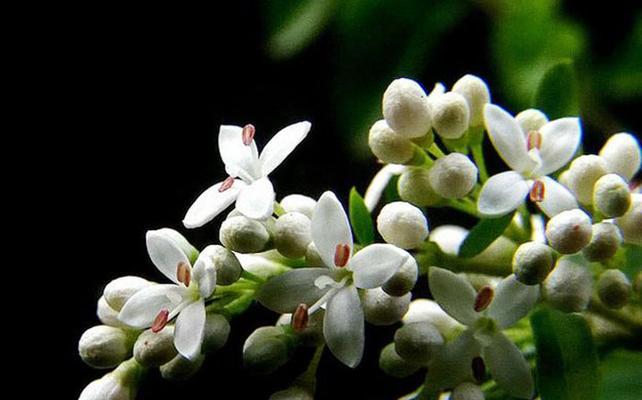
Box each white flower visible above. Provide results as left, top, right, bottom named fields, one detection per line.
left=119, top=230, right=218, bottom=360
left=478, top=104, right=581, bottom=217
left=183, top=121, right=311, bottom=227
left=257, top=191, right=409, bottom=367
left=428, top=267, right=538, bottom=399
left=364, top=163, right=406, bottom=211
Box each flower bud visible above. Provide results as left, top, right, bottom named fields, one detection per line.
left=202, top=313, right=231, bottom=353
left=243, top=326, right=290, bottom=374
left=368, top=119, right=415, bottom=164
left=150, top=228, right=199, bottom=261
left=274, top=212, right=312, bottom=258
left=305, top=242, right=324, bottom=266
left=103, top=276, right=152, bottom=311
left=593, top=174, right=632, bottom=218
left=270, top=386, right=314, bottom=400
left=428, top=153, right=478, bottom=199
left=377, top=201, right=429, bottom=249
left=133, top=326, right=177, bottom=367
left=452, top=382, right=484, bottom=400
left=512, top=241, right=554, bottom=285
left=545, top=209, right=593, bottom=254
left=198, top=245, right=243, bottom=285
left=616, top=194, right=642, bottom=245
left=97, top=296, right=127, bottom=328
left=79, top=359, right=142, bottom=400
left=431, top=92, right=470, bottom=139
left=79, top=325, right=134, bottom=369
left=363, top=287, right=411, bottom=326
left=582, top=222, right=622, bottom=262
left=398, top=167, right=442, bottom=206
left=566, top=155, right=609, bottom=205
left=219, top=215, right=272, bottom=253
left=402, top=299, right=462, bottom=337
left=597, top=270, right=631, bottom=309
left=452, top=74, right=490, bottom=127
left=280, top=194, right=316, bottom=218
left=160, top=354, right=205, bottom=381
left=379, top=342, right=422, bottom=378
left=558, top=169, right=571, bottom=187
left=543, top=257, right=592, bottom=312
left=382, top=78, right=432, bottom=138
left=394, top=321, right=444, bottom=364
left=599, top=133, right=641, bottom=181
left=515, top=108, right=548, bottom=133
left=277, top=309, right=325, bottom=346
left=383, top=255, right=419, bottom=296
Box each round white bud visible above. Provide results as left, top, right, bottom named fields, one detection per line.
left=566, top=155, right=609, bottom=205
left=452, top=74, right=490, bottom=127
left=593, top=174, right=632, bottom=218
left=382, top=78, right=432, bottom=138
left=515, top=108, right=549, bottom=133
left=599, top=133, right=642, bottom=181
left=202, top=314, right=231, bottom=353
left=545, top=209, right=593, bottom=254
left=103, top=276, right=152, bottom=311
left=452, top=382, right=485, bottom=400
left=382, top=255, right=419, bottom=296
left=274, top=212, right=312, bottom=258
left=199, top=245, right=243, bottom=285
left=242, top=326, right=289, bottom=374
left=379, top=342, right=422, bottom=378
left=377, top=201, right=429, bottom=249
left=368, top=119, right=415, bottom=164
left=512, top=241, right=554, bottom=285
left=543, top=257, right=592, bottom=312
left=133, top=326, right=177, bottom=367
left=558, top=169, right=571, bottom=187
left=363, top=287, right=411, bottom=326
left=280, top=194, right=316, bottom=218
left=79, top=325, right=133, bottom=369
left=616, top=194, right=642, bottom=246
left=431, top=92, right=470, bottom=139
left=398, top=167, right=442, bottom=206
left=582, top=222, right=622, bottom=262
left=402, top=299, right=462, bottom=337
left=394, top=321, right=444, bottom=364
left=160, top=354, right=205, bottom=381
left=597, top=269, right=631, bottom=309
left=97, top=296, right=127, bottom=328
left=428, top=153, right=478, bottom=199
left=219, top=215, right=272, bottom=253
left=305, top=242, right=324, bottom=266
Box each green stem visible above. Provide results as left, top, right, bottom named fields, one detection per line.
left=587, top=296, right=642, bottom=335
left=274, top=201, right=286, bottom=217
left=241, top=270, right=266, bottom=284
left=447, top=198, right=479, bottom=217
left=427, top=142, right=446, bottom=159
left=294, top=344, right=324, bottom=391
left=471, top=143, right=488, bottom=183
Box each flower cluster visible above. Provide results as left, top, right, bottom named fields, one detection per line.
left=78, top=75, right=641, bottom=400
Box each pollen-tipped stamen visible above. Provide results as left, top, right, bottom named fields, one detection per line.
left=527, top=130, right=542, bottom=151
left=474, top=286, right=494, bottom=312
left=151, top=309, right=170, bottom=333
left=218, top=176, right=235, bottom=193
left=242, top=124, right=255, bottom=146
left=334, top=244, right=351, bottom=267
left=292, top=303, right=309, bottom=333
left=530, top=180, right=545, bottom=202
left=176, top=261, right=191, bottom=287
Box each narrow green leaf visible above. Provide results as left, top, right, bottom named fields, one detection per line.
left=534, top=59, right=580, bottom=119
left=530, top=306, right=600, bottom=400
left=458, top=212, right=514, bottom=258
left=349, top=187, right=374, bottom=245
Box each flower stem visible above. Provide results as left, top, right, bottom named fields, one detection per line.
left=471, top=143, right=488, bottom=183
left=427, top=142, right=446, bottom=159
left=241, top=270, right=266, bottom=284
left=274, top=201, right=286, bottom=217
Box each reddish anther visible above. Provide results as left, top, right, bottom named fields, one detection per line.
left=529, top=180, right=545, bottom=202
left=242, top=124, right=256, bottom=146
left=218, top=176, right=235, bottom=193
left=474, top=285, right=494, bottom=312
left=472, top=357, right=486, bottom=382
left=176, top=261, right=191, bottom=287
left=526, top=131, right=542, bottom=151
left=151, top=309, right=170, bottom=333
left=334, top=244, right=351, bottom=267
left=292, top=303, right=309, bottom=333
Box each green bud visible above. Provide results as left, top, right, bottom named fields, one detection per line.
left=202, top=314, right=231, bottom=353
left=394, top=321, right=444, bottom=364
left=451, top=382, right=484, bottom=400
left=428, top=153, right=478, bottom=199
left=382, top=78, right=432, bottom=139
left=274, top=212, right=312, bottom=258
left=382, top=255, right=419, bottom=296
left=199, top=245, right=242, bottom=285
left=133, top=326, right=177, bottom=367
left=363, top=287, right=411, bottom=326
left=431, top=92, right=470, bottom=139
left=160, top=354, right=205, bottom=381
left=79, top=325, right=134, bottom=369
left=220, top=215, right=272, bottom=253
left=379, top=342, right=422, bottom=378
left=582, top=222, right=622, bottom=262
left=397, top=167, right=442, bottom=207
left=376, top=201, right=429, bottom=249
left=512, top=242, right=554, bottom=285
left=543, top=257, right=592, bottom=312
left=545, top=209, right=593, bottom=254
left=103, top=276, right=152, bottom=311
left=243, top=326, right=290, bottom=374
left=597, top=270, right=631, bottom=309
left=368, top=119, right=415, bottom=164
left=593, top=174, right=632, bottom=218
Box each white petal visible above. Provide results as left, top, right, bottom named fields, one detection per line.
left=118, top=284, right=187, bottom=329
left=193, top=254, right=217, bottom=298
left=235, top=177, right=275, bottom=219
left=484, top=104, right=533, bottom=173
left=477, top=171, right=529, bottom=217
left=426, top=329, right=480, bottom=392
left=349, top=244, right=409, bottom=288
left=256, top=268, right=334, bottom=313
left=487, top=275, right=539, bottom=329
left=311, top=191, right=353, bottom=267
left=536, top=176, right=578, bottom=218
left=483, top=331, right=534, bottom=399
left=259, top=121, right=311, bottom=176
left=182, top=180, right=244, bottom=228
left=218, top=125, right=260, bottom=181
left=428, top=267, right=478, bottom=326
left=364, top=164, right=405, bottom=212
left=323, top=284, right=364, bottom=368
left=146, top=230, right=191, bottom=283
left=174, top=300, right=206, bottom=360
left=537, top=117, right=581, bottom=176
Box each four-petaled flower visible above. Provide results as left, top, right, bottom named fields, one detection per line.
left=119, top=229, right=217, bottom=360
left=478, top=104, right=580, bottom=217
left=257, top=191, right=409, bottom=367
left=183, top=121, right=311, bottom=227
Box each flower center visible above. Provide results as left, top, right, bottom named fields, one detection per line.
left=292, top=303, right=309, bottom=332
left=526, top=130, right=542, bottom=151
left=529, top=179, right=545, bottom=202
left=176, top=262, right=191, bottom=287
left=474, top=285, right=494, bottom=312
left=334, top=244, right=351, bottom=267
left=242, top=124, right=255, bottom=146
left=151, top=309, right=169, bottom=333
left=218, top=176, right=235, bottom=192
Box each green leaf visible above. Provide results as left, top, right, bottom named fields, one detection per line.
left=349, top=187, right=374, bottom=245
left=598, top=350, right=642, bottom=400
left=530, top=306, right=600, bottom=400
left=534, top=59, right=580, bottom=119
left=458, top=212, right=514, bottom=258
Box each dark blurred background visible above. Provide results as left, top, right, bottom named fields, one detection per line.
left=49, top=1, right=642, bottom=398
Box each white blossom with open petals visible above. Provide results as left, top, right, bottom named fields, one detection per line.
left=183, top=121, right=311, bottom=227
left=257, top=191, right=409, bottom=367
left=119, top=229, right=217, bottom=360
left=478, top=104, right=580, bottom=217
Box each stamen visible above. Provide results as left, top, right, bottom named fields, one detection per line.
left=218, top=176, right=235, bottom=192
left=292, top=303, right=309, bottom=332
left=527, top=131, right=542, bottom=151
left=334, top=244, right=351, bottom=267
left=472, top=357, right=486, bottom=382
left=474, top=285, right=494, bottom=312
left=242, top=124, right=255, bottom=146
left=529, top=180, right=545, bottom=202
left=151, top=309, right=169, bottom=333
left=176, top=261, right=191, bottom=287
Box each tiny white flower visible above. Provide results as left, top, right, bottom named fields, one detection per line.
left=183, top=121, right=311, bottom=227
left=119, top=229, right=218, bottom=360
left=478, top=104, right=581, bottom=217
left=364, top=163, right=406, bottom=211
